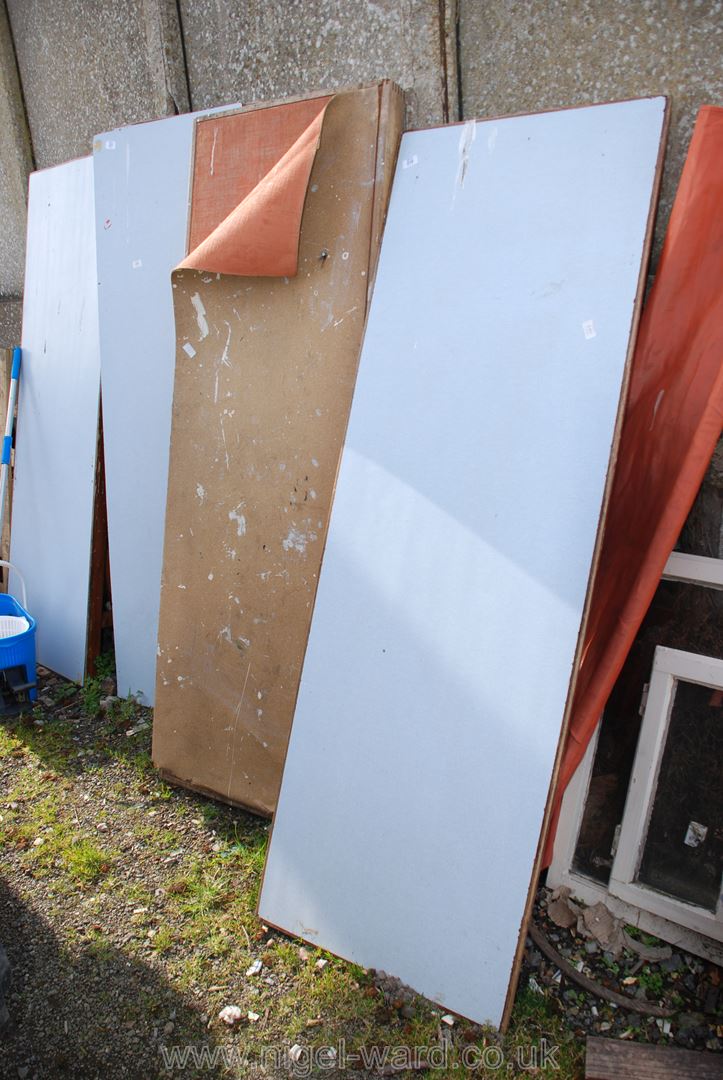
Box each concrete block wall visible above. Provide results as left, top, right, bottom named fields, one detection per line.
left=458, top=0, right=723, bottom=271
left=0, top=0, right=721, bottom=342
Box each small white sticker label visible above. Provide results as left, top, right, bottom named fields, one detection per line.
left=684, top=821, right=707, bottom=848
left=105, top=140, right=116, bottom=150
left=402, top=155, right=418, bottom=169
left=182, top=342, right=196, bottom=358
left=132, top=259, right=142, bottom=269
left=582, top=320, right=596, bottom=340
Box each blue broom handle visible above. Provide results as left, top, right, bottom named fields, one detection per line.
left=0, top=346, right=21, bottom=546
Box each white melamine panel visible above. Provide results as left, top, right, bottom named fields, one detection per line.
left=11, top=158, right=100, bottom=682
left=93, top=106, right=240, bottom=703
left=260, top=99, right=667, bottom=1027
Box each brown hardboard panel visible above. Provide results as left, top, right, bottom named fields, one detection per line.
left=586, top=1035, right=723, bottom=1079
left=153, top=84, right=404, bottom=816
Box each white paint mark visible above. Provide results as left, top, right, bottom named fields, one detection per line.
left=214, top=371, right=219, bottom=404
left=402, top=155, right=418, bottom=169
left=191, top=292, right=209, bottom=340
left=279, top=462, right=287, bottom=472
left=311, top=458, right=319, bottom=468
left=454, top=121, right=477, bottom=199
left=210, top=128, right=218, bottom=176
left=177, top=584, right=187, bottom=590
left=208, top=572, right=214, bottom=581
left=282, top=525, right=318, bottom=555
left=196, top=483, right=206, bottom=504
left=582, top=319, right=597, bottom=340
left=229, top=506, right=247, bottom=536
left=183, top=342, right=196, bottom=358
left=219, top=321, right=232, bottom=367
left=220, top=419, right=229, bottom=471
left=341, top=251, right=349, bottom=261
left=132, top=259, right=142, bottom=269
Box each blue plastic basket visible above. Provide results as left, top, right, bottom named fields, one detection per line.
left=0, top=562, right=36, bottom=701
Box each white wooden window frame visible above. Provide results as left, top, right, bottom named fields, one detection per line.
left=607, top=645, right=723, bottom=939
left=548, top=560, right=723, bottom=963
left=663, top=551, right=723, bottom=590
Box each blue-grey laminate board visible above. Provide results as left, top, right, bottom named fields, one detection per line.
left=11, top=157, right=100, bottom=682
left=93, top=105, right=240, bottom=703
left=259, top=98, right=667, bottom=1027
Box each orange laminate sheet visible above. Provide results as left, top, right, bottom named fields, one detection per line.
left=180, top=95, right=332, bottom=277
left=544, top=105, right=723, bottom=864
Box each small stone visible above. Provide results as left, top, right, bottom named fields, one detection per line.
left=441, top=1014, right=454, bottom=1026
left=289, top=1045, right=303, bottom=1063
left=315, top=958, right=328, bottom=971
left=298, top=947, right=310, bottom=962
left=527, top=951, right=542, bottom=970
left=32, top=837, right=45, bottom=847
left=247, top=1011, right=260, bottom=1023
left=163, top=1021, right=174, bottom=1035
left=678, top=1012, right=706, bottom=1032
left=246, top=959, right=263, bottom=977
left=218, top=1005, right=242, bottom=1026
left=584, top=941, right=599, bottom=955
left=99, top=696, right=118, bottom=712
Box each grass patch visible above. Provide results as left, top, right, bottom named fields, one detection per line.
left=62, top=838, right=113, bottom=883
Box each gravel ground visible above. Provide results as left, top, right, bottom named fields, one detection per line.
left=0, top=665, right=720, bottom=1078
left=522, top=889, right=723, bottom=1054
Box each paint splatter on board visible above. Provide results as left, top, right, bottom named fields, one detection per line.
left=282, top=525, right=318, bottom=555
left=229, top=506, right=247, bottom=536
left=191, top=292, right=209, bottom=340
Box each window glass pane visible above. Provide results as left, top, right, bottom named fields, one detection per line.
left=573, top=581, right=723, bottom=885
left=637, top=677, right=722, bottom=912
left=674, top=440, right=723, bottom=558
